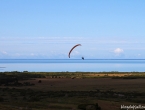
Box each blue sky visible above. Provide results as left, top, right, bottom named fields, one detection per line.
left=0, top=0, right=145, bottom=59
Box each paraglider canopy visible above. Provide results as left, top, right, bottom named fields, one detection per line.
left=68, top=44, right=81, bottom=58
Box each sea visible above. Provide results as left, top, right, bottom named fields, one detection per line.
left=0, top=59, right=145, bottom=72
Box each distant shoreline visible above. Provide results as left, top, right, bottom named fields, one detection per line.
left=0, top=58, right=145, bottom=60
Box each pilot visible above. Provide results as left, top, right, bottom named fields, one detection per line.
left=82, top=57, right=84, bottom=60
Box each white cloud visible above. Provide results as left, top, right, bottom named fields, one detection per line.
left=114, top=48, right=124, bottom=55
left=69, top=50, right=81, bottom=58
left=1, top=51, right=7, bottom=55
left=30, top=53, right=35, bottom=56
left=1, top=37, right=145, bottom=59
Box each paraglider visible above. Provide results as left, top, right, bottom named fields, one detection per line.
left=68, top=44, right=81, bottom=58
left=82, top=57, right=84, bottom=60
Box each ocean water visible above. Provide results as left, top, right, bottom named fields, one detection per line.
left=0, top=59, right=145, bottom=72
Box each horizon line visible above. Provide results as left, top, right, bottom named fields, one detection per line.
left=1, top=59, right=145, bottom=60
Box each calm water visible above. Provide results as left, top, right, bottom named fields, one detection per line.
left=0, top=59, right=145, bottom=72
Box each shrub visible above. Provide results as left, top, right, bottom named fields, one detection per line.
left=38, top=80, right=42, bottom=83
left=0, top=97, right=4, bottom=102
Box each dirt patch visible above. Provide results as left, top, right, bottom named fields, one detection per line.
left=19, top=78, right=145, bottom=92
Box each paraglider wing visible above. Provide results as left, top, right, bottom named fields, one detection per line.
left=68, top=44, right=81, bottom=58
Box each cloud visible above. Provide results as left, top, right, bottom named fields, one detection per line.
left=114, top=48, right=124, bottom=55
left=1, top=37, right=145, bottom=59
left=1, top=51, right=7, bottom=55
left=69, top=50, right=81, bottom=58
left=30, top=53, right=35, bottom=56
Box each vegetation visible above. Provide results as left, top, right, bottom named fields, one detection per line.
left=0, top=71, right=145, bottom=110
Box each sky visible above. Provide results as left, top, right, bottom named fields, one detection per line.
left=0, top=0, right=145, bottom=59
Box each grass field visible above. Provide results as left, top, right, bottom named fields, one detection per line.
left=0, top=72, right=145, bottom=110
